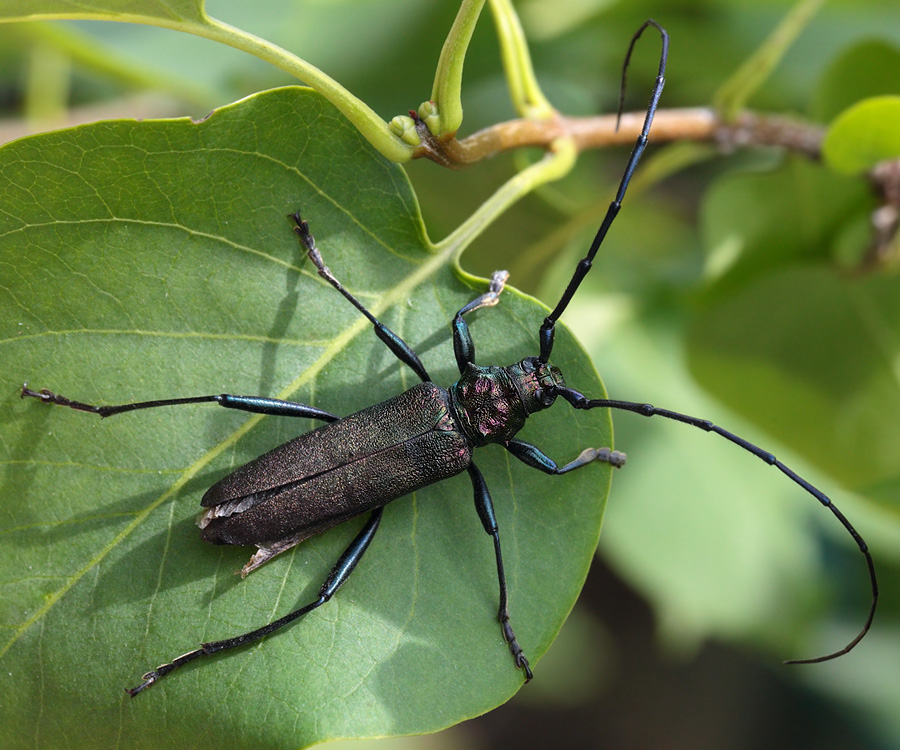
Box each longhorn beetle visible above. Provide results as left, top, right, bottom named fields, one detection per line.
left=21, top=20, right=877, bottom=697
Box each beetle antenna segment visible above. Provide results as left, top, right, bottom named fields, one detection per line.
left=20, top=384, right=340, bottom=422
left=617, top=19, right=668, bottom=132
left=557, top=387, right=879, bottom=663
left=538, top=19, right=667, bottom=363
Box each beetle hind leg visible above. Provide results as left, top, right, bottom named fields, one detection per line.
left=239, top=532, right=307, bottom=578
left=126, top=508, right=383, bottom=696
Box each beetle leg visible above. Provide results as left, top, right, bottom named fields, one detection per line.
left=466, top=463, right=533, bottom=681
left=505, top=437, right=626, bottom=474
left=452, top=270, right=509, bottom=373
left=237, top=531, right=309, bottom=578
left=21, top=386, right=338, bottom=422
left=126, top=508, right=383, bottom=696
left=291, top=212, right=432, bottom=383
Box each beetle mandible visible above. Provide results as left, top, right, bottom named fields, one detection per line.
left=21, top=20, right=877, bottom=697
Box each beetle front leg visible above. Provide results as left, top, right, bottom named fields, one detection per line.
left=466, top=463, right=532, bottom=681
left=452, top=270, right=509, bottom=373
left=126, top=508, right=383, bottom=696
left=505, top=437, right=627, bottom=474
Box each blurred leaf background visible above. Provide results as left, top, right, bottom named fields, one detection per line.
left=2, top=0, right=900, bottom=747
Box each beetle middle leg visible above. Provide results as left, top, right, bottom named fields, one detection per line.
left=126, top=506, right=384, bottom=696
left=505, top=437, right=627, bottom=474
left=466, top=463, right=533, bottom=681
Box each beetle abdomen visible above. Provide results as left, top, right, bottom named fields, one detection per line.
left=199, top=382, right=472, bottom=548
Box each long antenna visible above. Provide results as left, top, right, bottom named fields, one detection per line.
left=541, top=19, right=877, bottom=662
left=539, top=19, right=668, bottom=363
left=558, top=388, right=878, bottom=662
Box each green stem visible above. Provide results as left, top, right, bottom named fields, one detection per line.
left=18, top=21, right=214, bottom=109
left=2, top=8, right=415, bottom=160
left=24, top=37, right=70, bottom=124
left=192, top=16, right=414, bottom=162
left=488, top=0, right=554, bottom=119
left=436, top=137, right=577, bottom=266
left=430, top=0, right=486, bottom=136
left=713, top=0, right=824, bottom=122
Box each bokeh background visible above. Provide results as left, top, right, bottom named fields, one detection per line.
left=2, top=1, right=899, bottom=747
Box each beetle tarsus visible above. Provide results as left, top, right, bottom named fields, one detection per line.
left=125, top=672, right=159, bottom=697
left=21, top=384, right=105, bottom=415
left=519, top=656, right=534, bottom=683
left=500, top=616, right=532, bottom=682
left=127, top=647, right=205, bottom=696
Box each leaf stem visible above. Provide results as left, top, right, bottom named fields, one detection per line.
left=713, top=0, right=824, bottom=122
left=190, top=16, right=414, bottom=162
left=17, top=21, right=215, bottom=109
left=435, top=137, right=577, bottom=264
left=488, top=0, right=554, bottom=119
left=430, top=0, right=487, bottom=136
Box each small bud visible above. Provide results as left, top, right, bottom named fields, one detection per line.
left=389, top=115, right=420, bottom=146
left=417, top=101, right=441, bottom=136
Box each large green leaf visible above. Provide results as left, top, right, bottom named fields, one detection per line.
left=689, top=153, right=900, bottom=501
left=687, top=264, right=900, bottom=498
left=0, top=87, right=612, bottom=748
left=689, top=155, right=898, bottom=500
left=697, top=158, right=871, bottom=290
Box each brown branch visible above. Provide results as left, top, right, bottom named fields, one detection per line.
left=415, top=106, right=898, bottom=266
left=867, top=159, right=900, bottom=267
left=418, top=106, right=826, bottom=165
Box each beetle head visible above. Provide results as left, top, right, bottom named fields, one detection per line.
left=508, top=356, right=565, bottom=415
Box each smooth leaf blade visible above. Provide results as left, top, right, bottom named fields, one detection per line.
left=687, top=265, right=900, bottom=497
left=811, top=40, right=900, bottom=122
left=691, top=158, right=900, bottom=499
left=0, top=87, right=611, bottom=748
left=698, top=158, right=871, bottom=291
left=823, top=95, right=900, bottom=175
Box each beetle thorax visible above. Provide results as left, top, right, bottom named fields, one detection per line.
left=449, top=358, right=564, bottom=447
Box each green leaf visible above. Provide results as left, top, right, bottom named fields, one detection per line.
left=0, top=87, right=612, bottom=748
left=690, top=153, right=900, bottom=506
left=812, top=39, right=900, bottom=122
left=698, top=158, right=871, bottom=290
left=687, top=265, right=900, bottom=498
left=823, top=95, right=900, bottom=174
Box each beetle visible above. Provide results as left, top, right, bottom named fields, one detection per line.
left=20, top=20, right=877, bottom=697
